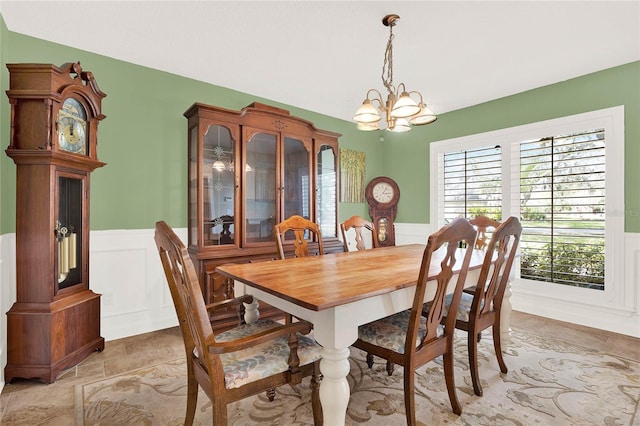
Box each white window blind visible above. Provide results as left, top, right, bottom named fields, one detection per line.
left=519, top=129, right=605, bottom=290
left=442, top=145, right=502, bottom=223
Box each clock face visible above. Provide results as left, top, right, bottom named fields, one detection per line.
left=372, top=182, right=394, bottom=203
left=58, top=98, right=88, bottom=155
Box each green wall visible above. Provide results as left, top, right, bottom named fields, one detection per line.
left=1, top=29, right=639, bottom=233
left=0, top=32, right=381, bottom=233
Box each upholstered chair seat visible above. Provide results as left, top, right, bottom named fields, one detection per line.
left=214, top=319, right=322, bottom=389
left=357, top=310, right=429, bottom=354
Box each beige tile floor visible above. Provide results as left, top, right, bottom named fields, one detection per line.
left=1, top=311, right=639, bottom=425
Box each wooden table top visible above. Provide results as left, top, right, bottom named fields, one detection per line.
left=216, top=244, right=485, bottom=312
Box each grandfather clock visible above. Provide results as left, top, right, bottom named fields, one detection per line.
left=5, top=62, right=106, bottom=383
left=365, top=176, right=400, bottom=247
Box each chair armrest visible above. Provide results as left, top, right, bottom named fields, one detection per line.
left=208, top=320, right=313, bottom=354
left=205, top=294, right=254, bottom=313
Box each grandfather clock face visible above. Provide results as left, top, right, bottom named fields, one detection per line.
left=57, top=98, right=88, bottom=155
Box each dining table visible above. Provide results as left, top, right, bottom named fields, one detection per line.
left=216, top=243, right=508, bottom=426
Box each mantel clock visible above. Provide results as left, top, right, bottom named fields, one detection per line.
left=365, top=176, right=400, bottom=247
left=5, top=62, right=106, bottom=383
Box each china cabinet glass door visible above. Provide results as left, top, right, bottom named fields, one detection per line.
left=283, top=136, right=311, bottom=221
left=316, top=144, right=337, bottom=238
left=245, top=131, right=277, bottom=244
left=202, top=124, right=236, bottom=246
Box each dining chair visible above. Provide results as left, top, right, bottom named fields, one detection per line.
left=274, top=215, right=324, bottom=259
left=273, top=215, right=324, bottom=325
left=340, top=215, right=378, bottom=252
left=352, top=217, right=478, bottom=424
left=424, top=215, right=522, bottom=397
left=339, top=215, right=394, bottom=373
left=154, top=221, right=323, bottom=425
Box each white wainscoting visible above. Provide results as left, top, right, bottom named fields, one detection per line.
left=511, top=232, right=640, bottom=338
left=1, top=225, right=638, bottom=392
left=1, top=233, right=16, bottom=394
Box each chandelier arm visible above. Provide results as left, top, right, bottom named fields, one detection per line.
left=366, top=88, right=385, bottom=107
left=407, top=90, right=424, bottom=104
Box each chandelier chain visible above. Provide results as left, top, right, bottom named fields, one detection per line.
left=382, top=25, right=395, bottom=95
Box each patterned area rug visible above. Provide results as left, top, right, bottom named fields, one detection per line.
left=75, top=329, right=640, bottom=425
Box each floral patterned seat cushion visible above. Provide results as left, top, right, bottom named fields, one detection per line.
left=424, top=292, right=484, bottom=322
left=204, top=319, right=322, bottom=390
left=357, top=310, right=438, bottom=354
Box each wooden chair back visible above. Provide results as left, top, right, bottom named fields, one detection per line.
left=412, top=217, right=478, bottom=354
left=340, top=215, right=378, bottom=251
left=274, top=215, right=324, bottom=259
left=469, top=215, right=501, bottom=250
left=473, top=215, right=522, bottom=320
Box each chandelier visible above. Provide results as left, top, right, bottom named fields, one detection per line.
left=353, top=14, right=437, bottom=132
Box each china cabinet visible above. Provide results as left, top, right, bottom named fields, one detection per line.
left=184, top=102, right=341, bottom=328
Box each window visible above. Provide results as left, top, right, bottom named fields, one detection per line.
left=519, top=130, right=605, bottom=290
left=431, top=107, right=624, bottom=311
left=442, top=145, right=502, bottom=223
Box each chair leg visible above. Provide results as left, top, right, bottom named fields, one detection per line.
left=443, top=347, right=462, bottom=415
left=468, top=328, right=483, bottom=397
left=386, top=360, right=395, bottom=376
left=184, top=366, right=198, bottom=426
left=403, top=365, right=417, bottom=426
left=266, top=388, right=276, bottom=401
left=311, top=361, right=323, bottom=426
left=366, top=352, right=374, bottom=368
left=493, top=323, right=508, bottom=374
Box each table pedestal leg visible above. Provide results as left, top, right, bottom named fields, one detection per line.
left=319, top=347, right=351, bottom=425
left=500, top=279, right=513, bottom=349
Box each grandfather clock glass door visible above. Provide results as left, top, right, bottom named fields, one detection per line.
left=56, top=176, right=83, bottom=290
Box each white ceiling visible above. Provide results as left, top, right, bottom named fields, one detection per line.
left=2, top=1, right=639, bottom=122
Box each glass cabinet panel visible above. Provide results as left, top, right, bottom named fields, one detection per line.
left=245, top=132, right=277, bottom=243
left=189, top=126, right=198, bottom=245
left=317, top=144, right=337, bottom=238
left=202, top=125, right=236, bottom=246
left=283, top=136, right=310, bottom=221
